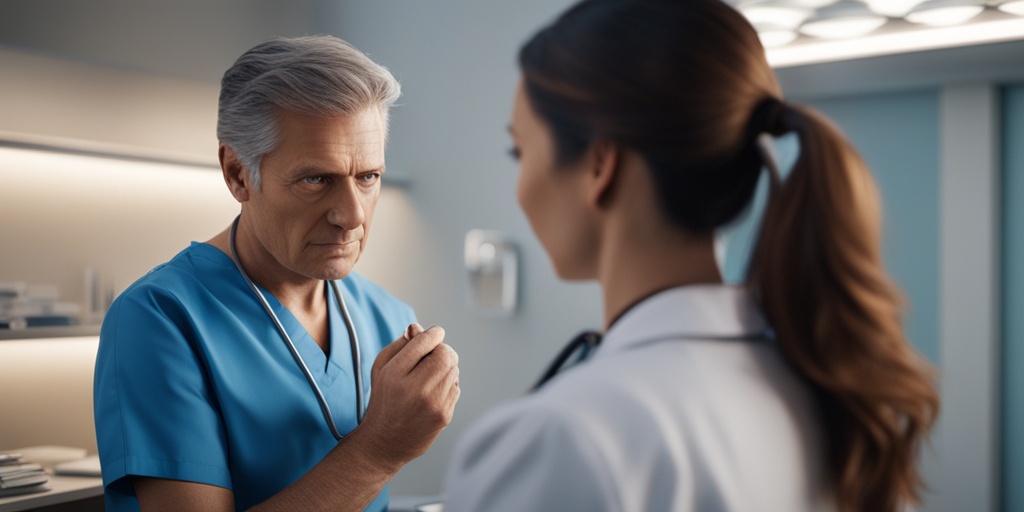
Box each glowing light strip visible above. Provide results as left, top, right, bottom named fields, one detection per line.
left=0, top=130, right=218, bottom=169
left=0, top=131, right=412, bottom=187
left=767, top=16, right=1024, bottom=68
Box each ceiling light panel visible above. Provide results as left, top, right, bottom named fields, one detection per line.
left=905, top=0, right=987, bottom=26
left=739, top=1, right=812, bottom=29
left=864, top=0, right=928, bottom=17
left=1001, top=1, right=1024, bottom=16
left=737, top=0, right=1024, bottom=66
left=799, top=0, right=888, bottom=38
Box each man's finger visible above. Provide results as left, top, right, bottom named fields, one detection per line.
left=390, top=326, right=446, bottom=372
left=372, top=323, right=422, bottom=376
left=404, top=323, right=424, bottom=340
left=412, top=341, right=458, bottom=370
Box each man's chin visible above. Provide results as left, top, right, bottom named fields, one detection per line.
left=310, top=259, right=358, bottom=281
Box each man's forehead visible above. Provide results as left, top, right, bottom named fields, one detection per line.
left=259, top=108, right=386, bottom=173
left=275, top=109, right=385, bottom=144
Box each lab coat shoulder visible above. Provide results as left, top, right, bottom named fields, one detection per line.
left=443, top=389, right=623, bottom=512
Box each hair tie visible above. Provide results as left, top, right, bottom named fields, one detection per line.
left=749, top=97, right=788, bottom=137
left=748, top=97, right=789, bottom=191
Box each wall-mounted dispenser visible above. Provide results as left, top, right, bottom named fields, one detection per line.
left=464, top=229, right=518, bottom=317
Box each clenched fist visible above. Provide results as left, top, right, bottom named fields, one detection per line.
left=355, top=323, right=460, bottom=469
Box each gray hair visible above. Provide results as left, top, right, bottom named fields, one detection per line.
left=217, top=35, right=401, bottom=188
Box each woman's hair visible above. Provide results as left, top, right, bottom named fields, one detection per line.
left=519, top=1, right=939, bottom=510
left=217, top=35, right=401, bottom=188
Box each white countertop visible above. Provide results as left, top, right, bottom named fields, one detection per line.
left=0, top=474, right=103, bottom=512
left=0, top=475, right=441, bottom=512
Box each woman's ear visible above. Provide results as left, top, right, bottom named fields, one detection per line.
left=586, top=139, right=621, bottom=208
left=220, top=145, right=251, bottom=203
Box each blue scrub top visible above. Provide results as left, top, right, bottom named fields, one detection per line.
left=93, top=242, right=415, bottom=511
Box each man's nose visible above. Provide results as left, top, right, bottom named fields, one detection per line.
left=326, top=180, right=366, bottom=230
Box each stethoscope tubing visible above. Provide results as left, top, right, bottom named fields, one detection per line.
left=229, top=216, right=362, bottom=441
left=329, top=278, right=365, bottom=425
left=534, top=331, right=771, bottom=390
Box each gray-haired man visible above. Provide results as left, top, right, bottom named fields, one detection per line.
left=94, top=36, right=459, bottom=512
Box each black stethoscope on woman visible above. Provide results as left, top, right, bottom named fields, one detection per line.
left=229, top=215, right=363, bottom=442
left=533, top=328, right=771, bottom=390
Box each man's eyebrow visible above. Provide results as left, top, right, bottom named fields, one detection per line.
left=289, top=165, right=386, bottom=176
left=290, top=165, right=328, bottom=176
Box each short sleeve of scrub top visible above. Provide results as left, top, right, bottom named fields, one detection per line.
left=93, top=242, right=416, bottom=512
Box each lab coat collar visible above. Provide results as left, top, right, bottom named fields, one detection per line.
left=597, top=284, right=770, bottom=357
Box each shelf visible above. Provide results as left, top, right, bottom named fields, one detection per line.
left=0, top=326, right=101, bottom=341
left=0, top=475, right=103, bottom=511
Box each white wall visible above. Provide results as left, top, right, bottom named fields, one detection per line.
left=0, top=0, right=316, bottom=83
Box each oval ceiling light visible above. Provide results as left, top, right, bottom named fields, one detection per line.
left=785, top=0, right=836, bottom=6
left=864, top=0, right=927, bottom=17
left=799, top=0, right=889, bottom=39
left=738, top=0, right=813, bottom=29
left=999, top=0, right=1024, bottom=15
left=755, top=22, right=800, bottom=47
left=905, top=0, right=986, bottom=26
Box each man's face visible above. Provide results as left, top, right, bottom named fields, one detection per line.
left=242, top=108, right=385, bottom=282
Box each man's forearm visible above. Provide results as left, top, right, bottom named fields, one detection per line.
left=250, top=326, right=458, bottom=511
left=250, top=427, right=400, bottom=512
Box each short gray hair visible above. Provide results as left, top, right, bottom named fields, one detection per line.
left=217, top=35, right=401, bottom=188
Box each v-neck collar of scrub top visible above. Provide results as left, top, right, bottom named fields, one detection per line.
left=595, top=284, right=771, bottom=360
left=193, top=241, right=351, bottom=386
left=251, top=277, right=351, bottom=385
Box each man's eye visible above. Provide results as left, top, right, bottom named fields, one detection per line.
left=304, top=176, right=326, bottom=185
left=359, top=173, right=381, bottom=184
left=508, top=146, right=521, bottom=161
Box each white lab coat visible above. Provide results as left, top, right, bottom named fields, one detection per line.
left=442, top=285, right=835, bottom=512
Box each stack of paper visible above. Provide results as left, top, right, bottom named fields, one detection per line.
left=0, top=452, right=50, bottom=497
left=0, top=282, right=81, bottom=329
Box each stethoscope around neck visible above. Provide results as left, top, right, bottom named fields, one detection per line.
left=229, top=215, right=363, bottom=442
left=533, top=329, right=772, bottom=390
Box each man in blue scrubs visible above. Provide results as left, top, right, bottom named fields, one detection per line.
left=93, top=36, right=461, bottom=512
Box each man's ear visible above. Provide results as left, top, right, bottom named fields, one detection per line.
left=585, top=139, right=621, bottom=208
left=220, top=144, right=251, bottom=203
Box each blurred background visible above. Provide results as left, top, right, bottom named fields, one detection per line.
left=0, top=1, right=1021, bottom=511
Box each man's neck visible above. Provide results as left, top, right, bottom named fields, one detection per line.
left=206, top=223, right=331, bottom=351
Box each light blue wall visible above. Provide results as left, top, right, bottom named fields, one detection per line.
left=720, top=91, right=941, bottom=363
left=1002, top=84, right=1024, bottom=512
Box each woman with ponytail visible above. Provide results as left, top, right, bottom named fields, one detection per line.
left=442, top=0, right=939, bottom=510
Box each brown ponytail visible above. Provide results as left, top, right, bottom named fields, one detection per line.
left=749, top=104, right=939, bottom=511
